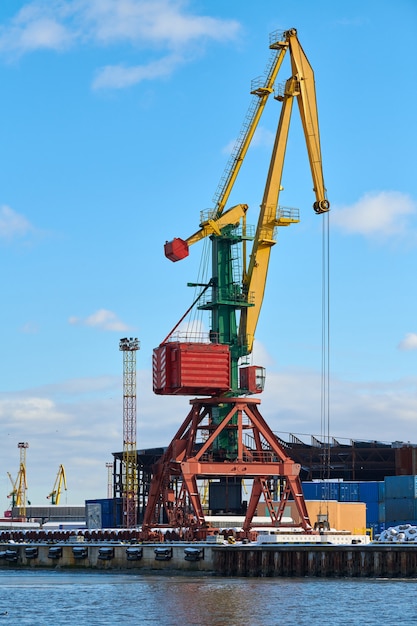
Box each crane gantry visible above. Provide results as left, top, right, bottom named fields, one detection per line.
left=144, top=28, right=330, bottom=539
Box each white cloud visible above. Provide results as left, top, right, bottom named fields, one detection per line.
left=398, top=333, right=417, bottom=351
left=0, top=395, right=70, bottom=428
left=18, top=16, right=73, bottom=52
left=81, top=0, right=240, bottom=47
left=222, top=125, right=274, bottom=156
left=0, top=205, right=34, bottom=240
left=0, top=4, right=74, bottom=55
left=251, top=339, right=275, bottom=368
left=252, top=125, right=275, bottom=149
left=330, top=191, right=416, bottom=240
left=69, top=309, right=131, bottom=331
left=20, top=322, right=40, bottom=334
left=92, top=52, right=181, bottom=90
left=0, top=1, right=241, bottom=88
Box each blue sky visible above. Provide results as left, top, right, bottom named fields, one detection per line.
left=0, top=0, right=416, bottom=509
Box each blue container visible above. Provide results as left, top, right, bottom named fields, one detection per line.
left=368, top=522, right=385, bottom=537
left=378, top=481, right=385, bottom=502
left=86, top=498, right=123, bottom=529
left=365, top=501, right=380, bottom=524
left=301, top=483, right=318, bottom=499
left=302, top=482, right=339, bottom=500
left=378, top=502, right=386, bottom=523
left=359, top=481, right=380, bottom=503
left=385, top=520, right=417, bottom=529
left=320, top=482, right=339, bottom=500
left=385, top=475, right=417, bottom=499
left=339, top=482, right=359, bottom=502
left=385, top=497, right=415, bottom=522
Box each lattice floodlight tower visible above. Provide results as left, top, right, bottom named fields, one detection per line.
left=106, top=462, right=113, bottom=499
left=119, top=337, right=140, bottom=528
left=143, top=29, right=329, bottom=538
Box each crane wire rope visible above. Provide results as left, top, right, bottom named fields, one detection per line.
left=188, top=235, right=211, bottom=339
left=320, top=211, right=331, bottom=519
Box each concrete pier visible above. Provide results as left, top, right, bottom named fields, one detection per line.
left=0, top=541, right=213, bottom=573
left=2, top=542, right=417, bottom=577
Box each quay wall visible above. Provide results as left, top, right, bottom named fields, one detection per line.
left=2, top=542, right=417, bottom=578
left=213, top=544, right=417, bottom=577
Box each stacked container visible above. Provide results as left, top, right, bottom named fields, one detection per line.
left=359, top=481, right=385, bottom=535
left=302, top=480, right=386, bottom=534
left=384, top=475, right=417, bottom=526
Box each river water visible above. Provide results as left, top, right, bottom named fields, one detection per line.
left=0, top=569, right=416, bottom=625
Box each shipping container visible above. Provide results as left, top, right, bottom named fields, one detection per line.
left=302, top=481, right=339, bottom=501
left=378, top=481, right=385, bottom=502
left=385, top=519, right=417, bottom=529
left=368, top=521, right=385, bottom=537
left=385, top=497, right=415, bottom=522
left=359, top=481, right=380, bottom=503
left=384, top=475, right=417, bottom=499
left=85, top=498, right=123, bottom=529
left=339, top=482, right=360, bottom=502
left=365, top=501, right=380, bottom=524
left=153, top=342, right=230, bottom=396
left=378, top=502, right=386, bottom=523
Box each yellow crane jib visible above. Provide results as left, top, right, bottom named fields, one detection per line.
left=238, top=28, right=330, bottom=354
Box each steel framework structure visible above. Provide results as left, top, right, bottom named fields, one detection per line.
left=119, top=337, right=140, bottom=527
left=142, top=397, right=312, bottom=536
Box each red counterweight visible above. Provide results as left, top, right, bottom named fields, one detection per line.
left=153, top=342, right=231, bottom=396
left=164, top=238, right=189, bottom=262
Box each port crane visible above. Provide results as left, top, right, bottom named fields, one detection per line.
left=7, top=442, right=29, bottom=516
left=7, top=472, right=19, bottom=508
left=47, top=464, right=67, bottom=505
left=143, top=29, right=329, bottom=538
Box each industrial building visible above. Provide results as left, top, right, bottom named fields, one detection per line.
left=109, top=438, right=417, bottom=527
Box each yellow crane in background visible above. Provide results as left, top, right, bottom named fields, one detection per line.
left=7, top=472, right=19, bottom=508
left=47, top=464, right=67, bottom=505
left=7, top=442, right=29, bottom=516
left=7, top=465, right=28, bottom=511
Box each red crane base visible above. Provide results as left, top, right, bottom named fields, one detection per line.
left=142, top=396, right=313, bottom=538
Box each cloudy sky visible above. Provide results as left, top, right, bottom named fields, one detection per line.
left=0, top=0, right=416, bottom=509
